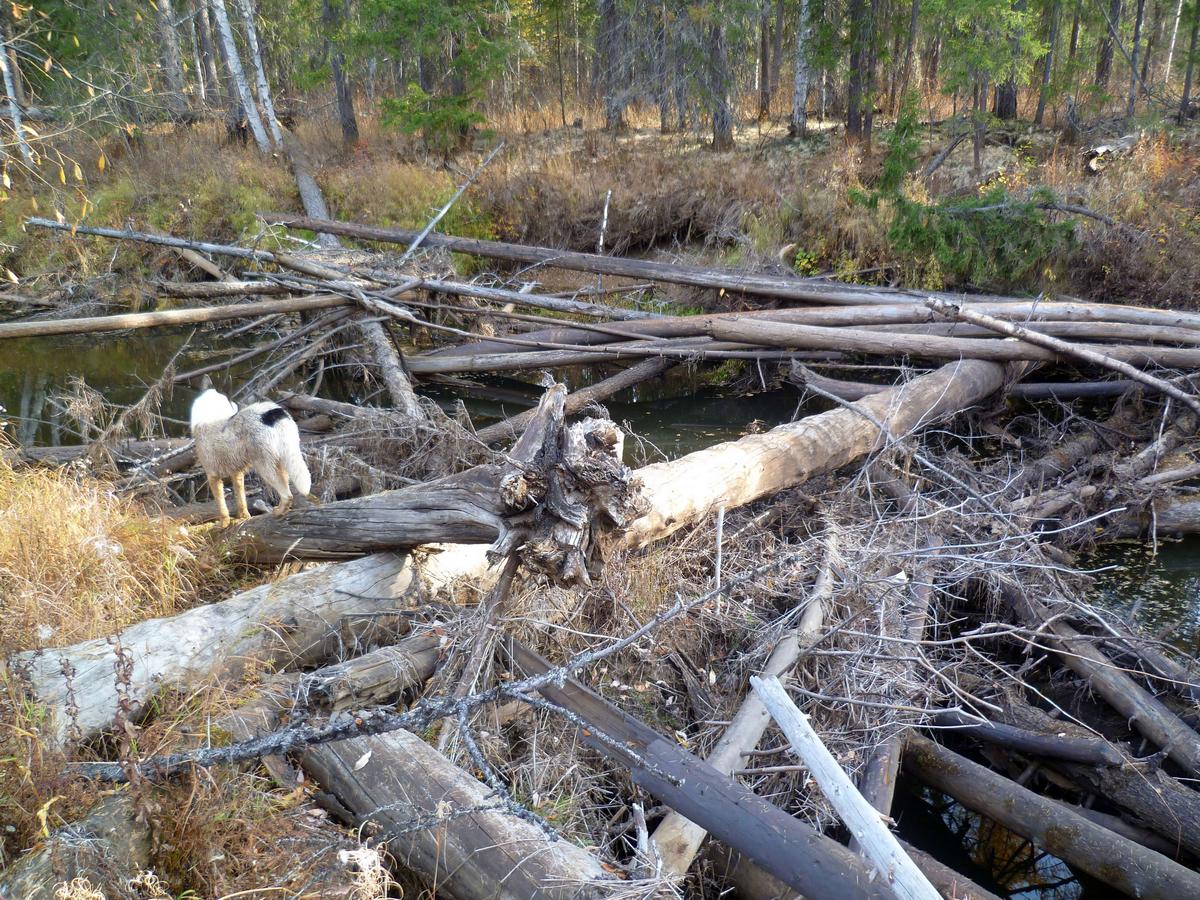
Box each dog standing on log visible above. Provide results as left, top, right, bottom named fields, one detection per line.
left=189, top=385, right=315, bottom=526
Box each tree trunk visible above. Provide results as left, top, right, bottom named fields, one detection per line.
left=235, top=0, right=283, bottom=144
left=758, top=1, right=772, bottom=118
left=1165, top=0, right=1186, bottom=82
left=1096, top=0, right=1123, bottom=88
left=0, top=7, right=23, bottom=108
left=597, top=0, right=626, bottom=130
left=193, top=0, right=223, bottom=105
left=847, top=0, right=868, bottom=138
left=155, top=0, right=190, bottom=118
left=993, top=79, right=1019, bottom=118
left=322, top=0, right=359, bottom=143
left=771, top=0, right=785, bottom=96
left=897, top=0, right=921, bottom=107
left=1180, top=1, right=1199, bottom=120
left=790, top=0, right=814, bottom=135
left=1128, top=0, right=1148, bottom=115
left=0, top=48, right=29, bottom=165
left=1035, top=0, right=1060, bottom=124
left=657, top=1, right=672, bottom=131
left=210, top=0, right=271, bottom=150
left=710, top=23, right=735, bottom=149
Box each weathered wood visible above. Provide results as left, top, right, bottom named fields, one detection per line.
left=302, top=729, right=614, bottom=899
left=927, top=298, right=1200, bottom=415
left=904, top=733, right=1200, bottom=899
left=158, top=279, right=292, bottom=297
left=1003, top=583, right=1200, bottom=778
left=931, top=709, right=1125, bottom=765
left=708, top=316, right=1200, bottom=368
left=7, top=549, right=493, bottom=747
left=625, top=359, right=1007, bottom=548
left=650, top=533, right=838, bottom=875
left=0, top=294, right=347, bottom=341
left=0, top=794, right=150, bottom=900
left=427, top=278, right=664, bottom=321
left=752, top=675, right=941, bottom=900
left=505, top=640, right=894, bottom=899
left=474, top=357, right=675, bottom=444
left=356, top=315, right=426, bottom=419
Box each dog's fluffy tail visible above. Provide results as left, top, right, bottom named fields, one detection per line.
left=275, top=414, right=312, bottom=496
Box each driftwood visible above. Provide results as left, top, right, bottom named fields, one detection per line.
left=752, top=675, right=941, bottom=900
left=0, top=294, right=347, bottom=341
left=7, top=549, right=493, bottom=747
left=302, top=729, right=614, bottom=898
left=0, top=794, right=151, bottom=900
left=904, top=733, right=1200, bottom=898
left=505, top=640, right=893, bottom=899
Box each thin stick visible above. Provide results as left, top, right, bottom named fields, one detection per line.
left=397, top=143, right=505, bottom=265
left=926, top=297, right=1200, bottom=417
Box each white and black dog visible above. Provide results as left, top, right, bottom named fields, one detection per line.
left=189, top=386, right=315, bottom=526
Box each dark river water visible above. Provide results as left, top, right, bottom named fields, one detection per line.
left=3, top=322, right=1198, bottom=898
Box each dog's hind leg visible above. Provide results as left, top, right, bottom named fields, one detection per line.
left=208, top=474, right=231, bottom=527
left=232, top=470, right=251, bottom=520
left=261, top=460, right=293, bottom=517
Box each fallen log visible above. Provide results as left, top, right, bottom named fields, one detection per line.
left=1002, top=583, right=1200, bottom=778
left=625, top=359, right=1007, bottom=548
left=931, top=709, right=1125, bottom=765
left=0, top=794, right=150, bottom=900
left=752, top=675, right=941, bottom=900
left=707, top=316, right=1200, bottom=369
left=302, top=729, right=615, bottom=899
left=157, top=279, right=292, bottom=297
left=903, top=733, right=1200, bottom=899
left=927, top=298, right=1200, bottom=416
left=7, top=548, right=493, bottom=747
left=505, top=640, right=893, bottom=899
left=0, top=294, right=348, bottom=341
left=426, top=278, right=664, bottom=321
left=355, top=313, right=426, bottom=418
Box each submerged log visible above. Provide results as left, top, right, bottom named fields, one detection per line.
left=7, top=549, right=492, bottom=747
left=903, top=733, right=1200, bottom=899
left=302, top=729, right=615, bottom=899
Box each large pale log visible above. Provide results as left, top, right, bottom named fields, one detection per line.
left=302, top=729, right=614, bottom=899
left=7, top=548, right=493, bottom=747
left=625, top=359, right=1007, bottom=548
left=904, top=734, right=1200, bottom=899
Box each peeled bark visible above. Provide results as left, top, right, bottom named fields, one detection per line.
left=209, top=0, right=271, bottom=151
left=624, top=359, right=1007, bottom=548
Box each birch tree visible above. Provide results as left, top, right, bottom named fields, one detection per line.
left=192, top=0, right=223, bottom=104
left=0, top=35, right=31, bottom=165
left=789, top=0, right=814, bottom=136
left=235, top=0, right=284, bottom=145
left=209, top=0, right=271, bottom=151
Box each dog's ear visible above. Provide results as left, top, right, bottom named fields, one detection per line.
left=199, top=374, right=214, bottom=391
